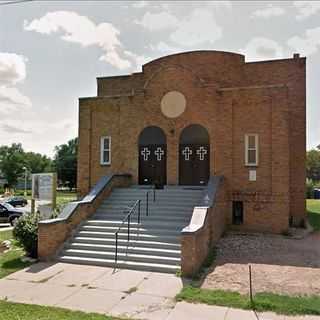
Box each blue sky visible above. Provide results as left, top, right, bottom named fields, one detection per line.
left=0, top=0, right=319, bottom=157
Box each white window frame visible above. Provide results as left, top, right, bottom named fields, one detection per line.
left=245, top=134, right=259, bottom=166
left=100, top=136, right=111, bottom=165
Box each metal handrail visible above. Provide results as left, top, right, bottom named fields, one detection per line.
left=114, top=199, right=141, bottom=264
left=146, top=185, right=156, bottom=216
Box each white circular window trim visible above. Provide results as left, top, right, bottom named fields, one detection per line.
left=161, top=91, right=186, bottom=118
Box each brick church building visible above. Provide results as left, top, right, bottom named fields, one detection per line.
left=39, top=50, right=306, bottom=274
left=77, top=50, right=306, bottom=234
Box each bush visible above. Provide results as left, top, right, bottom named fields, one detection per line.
left=13, top=212, right=39, bottom=258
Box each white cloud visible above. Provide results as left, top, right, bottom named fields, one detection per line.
left=0, top=52, right=31, bottom=115
left=1, top=124, right=32, bottom=134
left=251, top=5, right=285, bottom=18
left=0, top=53, right=26, bottom=86
left=294, top=1, right=320, bottom=20
left=205, top=1, right=232, bottom=9
left=135, top=11, right=178, bottom=31
left=0, top=87, right=32, bottom=112
left=170, top=9, right=222, bottom=47
left=24, top=11, right=131, bottom=70
left=132, top=1, right=150, bottom=8
left=123, top=51, right=153, bottom=69
left=287, top=27, right=320, bottom=56
left=150, top=41, right=181, bottom=54
left=241, top=37, right=284, bottom=61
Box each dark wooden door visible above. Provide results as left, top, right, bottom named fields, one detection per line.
left=179, top=144, right=210, bottom=185
left=139, top=144, right=166, bottom=186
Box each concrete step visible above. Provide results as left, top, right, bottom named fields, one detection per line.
left=92, top=213, right=191, bottom=226
left=103, top=199, right=200, bottom=207
left=66, top=242, right=181, bottom=258
left=58, top=255, right=179, bottom=273
left=85, top=220, right=187, bottom=231
left=73, top=237, right=181, bottom=250
left=79, top=225, right=182, bottom=236
left=58, top=185, right=204, bottom=273
left=62, top=249, right=181, bottom=265
left=77, top=230, right=180, bottom=243
left=98, top=203, right=194, bottom=212
left=114, top=187, right=204, bottom=193
left=106, top=195, right=202, bottom=201
left=95, top=208, right=194, bottom=216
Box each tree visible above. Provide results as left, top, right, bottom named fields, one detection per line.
left=0, top=143, right=26, bottom=187
left=53, top=138, right=78, bottom=190
left=306, top=148, right=320, bottom=182
left=24, top=152, right=52, bottom=174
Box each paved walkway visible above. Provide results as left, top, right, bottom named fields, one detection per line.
left=0, top=223, right=13, bottom=231
left=0, top=262, right=319, bottom=320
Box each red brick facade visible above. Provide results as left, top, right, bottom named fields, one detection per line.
left=78, top=50, right=306, bottom=233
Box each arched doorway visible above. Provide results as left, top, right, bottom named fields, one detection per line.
left=138, top=126, right=167, bottom=186
left=179, top=124, right=210, bottom=185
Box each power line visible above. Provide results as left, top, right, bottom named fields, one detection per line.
left=0, top=0, right=33, bottom=6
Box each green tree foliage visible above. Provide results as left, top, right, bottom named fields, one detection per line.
left=53, top=138, right=78, bottom=190
left=0, top=143, right=26, bottom=187
left=306, top=148, right=320, bottom=182
left=24, top=152, right=52, bottom=174
left=0, top=143, right=53, bottom=188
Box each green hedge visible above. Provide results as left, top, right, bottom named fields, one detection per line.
left=13, top=212, right=39, bottom=258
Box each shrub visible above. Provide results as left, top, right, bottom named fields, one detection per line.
left=13, top=212, right=39, bottom=258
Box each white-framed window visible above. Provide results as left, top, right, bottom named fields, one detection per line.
left=100, top=136, right=111, bottom=165
left=245, top=134, right=259, bottom=166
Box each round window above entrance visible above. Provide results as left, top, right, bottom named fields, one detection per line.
left=161, top=91, right=186, bottom=118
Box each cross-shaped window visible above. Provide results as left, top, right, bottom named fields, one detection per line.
left=141, top=147, right=151, bottom=161
left=154, top=147, right=164, bottom=161
left=197, top=146, right=208, bottom=161
left=182, top=147, right=192, bottom=161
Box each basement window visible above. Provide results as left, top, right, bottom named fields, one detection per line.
left=232, top=201, right=243, bottom=225
left=100, top=136, right=111, bottom=165
left=245, top=134, right=259, bottom=166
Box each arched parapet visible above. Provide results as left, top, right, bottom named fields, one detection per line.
left=143, top=64, right=206, bottom=90
left=142, top=50, right=245, bottom=89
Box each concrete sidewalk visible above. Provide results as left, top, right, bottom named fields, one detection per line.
left=0, top=262, right=318, bottom=320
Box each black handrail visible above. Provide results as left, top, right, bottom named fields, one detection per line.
left=145, top=186, right=156, bottom=216
left=114, top=199, right=141, bottom=264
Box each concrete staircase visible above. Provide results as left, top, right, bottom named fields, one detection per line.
left=59, top=186, right=204, bottom=273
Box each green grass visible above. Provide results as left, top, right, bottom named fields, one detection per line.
left=0, top=229, right=32, bottom=279
left=176, top=286, right=320, bottom=316
left=176, top=287, right=251, bottom=310
left=0, top=230, right=13, bottom=242
left=0, top=300, right=126, bottom=320
left=21, top=190, right=77, bottom=202
left=307, top=199, right=320, bottom=230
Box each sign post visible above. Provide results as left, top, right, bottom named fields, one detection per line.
left=32, top=173, right=57, bottom=215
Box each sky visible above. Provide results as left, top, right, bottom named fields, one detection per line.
left=0, top=0, right=319, bottom=157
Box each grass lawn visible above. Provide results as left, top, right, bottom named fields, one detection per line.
left=0, top=300, right=126, bottom=320
left=55, top=191, right=78, bottom=212
left=0, top=230, right=32, bottom=279
left=176, top=286, right=320, bottom=316
left=307, top=199, right=320, bottom=230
